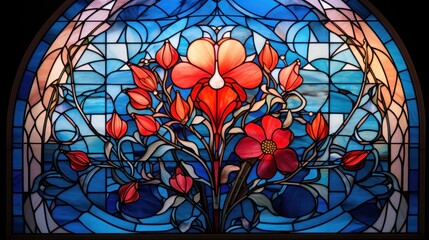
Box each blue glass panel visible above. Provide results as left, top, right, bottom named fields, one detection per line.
left=13, top=217, right=24, bottom=233
left=400, top=71, right=416, bottom=99
left=13, top=194, right=22, bottom=215
left=408, top=216, right=418, bottom=232
left=232, top=0, right=278, bottom=16
left=367, top=21, right=391, bottom=43
left=27, top=41, right=50, bottom=72
left=385, top=40, right=407, bottom=72
left=13, top=171, right=22, bottom=192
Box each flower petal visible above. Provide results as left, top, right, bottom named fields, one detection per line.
left=169, top=176, right=181, bottom=192
left=171, top=62, right=211, bottom=88
left=196, top=85, right=239, bottom=134
left=156, top=40, right=179, bottom=69
left=342, top=150, right=369, bottom=171
left=187, top=38, right=215, bottom=74
left=171, top=92, right=191, bottom=123
left=274, top=148, right=299, bottom=174
left=218, top=38, right=245, bottom=75
left=262, top=115, right=282, bottom=139
left=258, top=41, right=279, bottom=72
left=244, top=122, right=266, bottom=143
left=257, top=154, right=276, bottom=179
left=106, top=112, right=128, bottom=140
left=223, top=62, right=262, bottom=89
left=235, top=136, right=263, bottom=159
left=119, top=182, right=140, bottom=204
left=272, top=128, right=294, bottom=149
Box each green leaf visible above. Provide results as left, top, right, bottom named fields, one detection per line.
left=157, top=195, right=178, bottom=215
left=193, top=192, right=200, bottom=203
left=248, top=193, right=278, bottom=215
left=179, top=216, right=197, bottom=233
left=220, top=165, right=240, bottom=184
left=139, top=141, right=174, bottom=161
left=178, top=138, right=200, bottom=155
left=158, top=159, right=172, bottom=186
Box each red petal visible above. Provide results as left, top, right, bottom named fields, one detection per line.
left=262, top=115, right=281, bottom=140
left=156, top=40, right=179, bottom=69
left=106, top=112, right=127, bottom=140
left=187, top=38, right=215, bottom=74
left=244, top=122, right=266, bottom=143
left=307, top=112, right=328, bottom=141
left=133, top=114, right=160, bottom=136
left=274, top=148, right=299, bottom=174
left=258, top=41, right=278, bottom=72
left=170, top=173, right=193, bottom=194
left=279, top=60, right=303, bottom=92
left=119, top=182, right=139, bottom=204
left=171, top=92, right=190, bottom=123
left=65, top=151, right=91, bottom=171
left=196, top=85, right=238, bottom=134
left=257, top=154, right=276, bottom=179
left=342, top=150, right=369, bottom=171
left=129, top=64, right=157, bottom=91
left=306, top=123, right=316, bottom=141
left=272, top=128, right=293, bottom=149
left=235, top=136, right=263, bottom=159
left=223, top=62, right=262, bottom=89
left=126, top=88, right=152, bottom=110
left=217, top=38, right=245, bottom=74
left=171, top=62, right=211, bottom=88
left=169, top=176, right=181, bottom=192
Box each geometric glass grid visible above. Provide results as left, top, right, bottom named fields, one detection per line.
left=6, top=0, right=426, bottom=238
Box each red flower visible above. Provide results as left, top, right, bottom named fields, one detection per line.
left=64, top=150, right=91, bottom=171
left=171, top=91, right=192, bottom=124
left=106, top=112, right=128, bottom=140
left=132, top=114, right=160, bottom=136
left=125, top=87, right=152, bottom=110
left=156, top=40, right=179, bottom=69
left=171, top=38, right=262, bottom=134
left=169, top=167, right=193, bottom=194
left=129, top=64, right=158, bottom=92
left=118, top=182, right=140, bottom=204
left=341, top=150, right=369, bottom=170
left=279, top=59, right=303, bottom=92
left=306, top=112, right=328, bottom=142
left=258, top=41, right=279, bottom=73
left=235, top=115, right=299, bottom=179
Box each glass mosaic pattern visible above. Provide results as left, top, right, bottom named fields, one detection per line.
left=9, top=0, right=422, bottom=235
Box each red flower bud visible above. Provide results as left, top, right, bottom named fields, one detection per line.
left=258, top=41, right=278, bottom=73
left=306, top=112, right=328, bottom=141
left=279, top=59, right=303, bottom=92
left=156, top=40, right=179, bottom=69
left=132, top=114, right=160, bottom=136
left=64, top=150, right=91, bottom=171
left=126, top=88, right=152, bottom=110
left=342, top=150, right=369, bottom=171
left=129, top=64, right=158, bottom=92
left=169, top=167, right=193, bottom=194
left=171, top=92, right=192, bottom=123
left=106, top=112, right=127, bottom=140
left=118, top=182, right=139, bottom=204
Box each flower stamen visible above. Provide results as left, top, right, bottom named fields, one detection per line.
left=261, top=140, right=277, bottom=154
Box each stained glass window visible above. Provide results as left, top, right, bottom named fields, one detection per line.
left=6, top=0, right=426, bottom=238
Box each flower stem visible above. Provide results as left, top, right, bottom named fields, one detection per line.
left=220, top=159, right=255, bottom=232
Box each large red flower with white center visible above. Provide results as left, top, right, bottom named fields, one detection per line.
left=235, top=115, right=299, bottom=179
left=171, top=38, right=262, bottom=134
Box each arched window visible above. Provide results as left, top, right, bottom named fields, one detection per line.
left=6, top=0, right=426, bottom=238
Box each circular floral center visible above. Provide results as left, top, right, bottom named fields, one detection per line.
left=261, top=140, right=277, bottom=154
